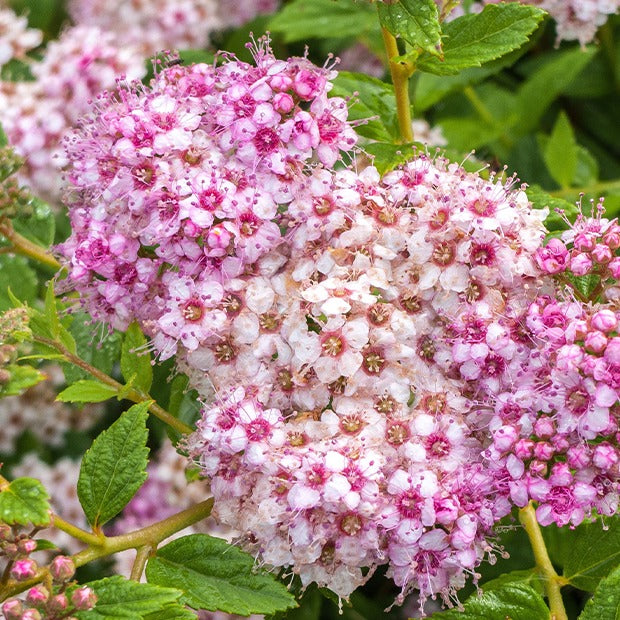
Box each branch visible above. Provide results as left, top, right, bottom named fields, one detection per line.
left=519, top=502, right=568, bottom=620
left=0, top=218, right=60, bottom=271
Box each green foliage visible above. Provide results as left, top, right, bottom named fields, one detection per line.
left=77, top=402, right=150, bottom=529
left=143, top=605, right=197, bottom=620
left=145, top=534, right=297, bottom=616
left=121, top=322, right=153, bottom=394
left=377, top=0, right=441, bottom=57
left=166, top=373, right=200, bottom=444
left=269, top=0, right=377, bottom=43
left=0, top=364, right=45, bottom=397
left=0, top=477, right=50, bottom=526
left=563, top=517, right=620, bottom=592
left=417, top=3, right=545, bottom=75
left=524, top=185, right=578, bottom=231
left=75, top=576, right=183, bottom=619
left=11, top=198, right=55, bottom=248
left=57, top=379, right=118, bottom=403
left=427, top=583, right=549, bottom=619
left=331, top=71, right=399, bottom=142
left=578, top=565, right=620, bottom=620
left=0, top=256, right=37, bottom=312
left=543, top=111, right=578, bottom=189
left=364, top=142, right=417, bottom=175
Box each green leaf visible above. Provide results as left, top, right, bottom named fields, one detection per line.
left=417, top=3, right=545, bottom=76
left=0, top=122, right=7, bottom=147
left=34, top=539, right=58, bottom=551
left=12, top=198, right=56, bottom=248
left=269, top=0, right=377, bottom=43
left=146, top=534, right=297, bottom=616
left=330, top=72, right=399, bottom=142
left=75, top=576, right=182, bottom=619
left=0, top=256, right=37, bottom=312
left=579, top=565, right=620, bottom=620
left=121, top=322, right=153, bottom=394
left=57, top=380, right=118, bottom=404
left=543, top=112, right=578, bottom=189
left=63, top=312, right=121, bottom=384
left=427, top=583, right=549, bottom=619
left=166, top=375, right=200, bottom=445
left=377, top=0, right=441, bottom=57
left=524, top=184, right=578, bottom=231
left=438, top=116, right=505, bottom=151
left=515, top=46, right=597, bottom=135
left=77, top=402, right=150, bottom=528
left=481, top=569, right=544, bottom=595
left=44, top=280, right=60, bottom=338
left=364, top=142, right=417, bottom=175
left=564, top=517, right=620, bottom=591
left=0, top=364, right=45, bottom=397
left=0, top=477, right=50, bottom=526
left=143, top=605, right=197, bottom=620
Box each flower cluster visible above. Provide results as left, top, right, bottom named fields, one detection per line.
left=0, top=8, right=42, bottom=67
left=60, top=37, right=357, bottom=358
left=2, top=554, right=97, bottom=620
left=60, top=36, right=619, bottom=610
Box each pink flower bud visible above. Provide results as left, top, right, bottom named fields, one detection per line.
left=205, top=224, right=232, bottom=256
left=593, top=443, right=619, bottom=470
left=533, top=442, right=554, bottom=461
left=570, top=253, right=593, bottom=275
left=47, top=593, right=69, bottom=613
left=534, top=417, right=555, bottom=439
left=574, top=232, right=596, bottom=251
left=269, top=74, right=292, bottom=91
left=10, top=558, right=37, bottom=581
left=21, top=609, right=42, bottom=620
left=0, top=524, right=12, bottom=540
left=535, top=238, right=568, bottom=273
left=514, top=439, right=534, bottom=459
left=71, top=586, right=97, bottom=611
left=2, top=543, right=18, bottom=558
left=17, top=538, right=37, bottom=555
left=26, top=586, right=49, bottom=606
left=604, top=227, right=620, bottom=249
left=591, top=309, right=618, bottom=332
left=592, top=243, right=612, bottom=264
left=50, top=555, right=75, bottom=582
left=585, top=330, right=608, bottom=353
left=273, top=92, right=294, bottom=114
left=529, top=460, right=548, bottom=476
left=604, top=337, right=620, bottom=364
left=1, top=599, right=23, bottom=619
left=609, top=257, right=620, bottom=279
left=567, top=445, right=590, bottom=468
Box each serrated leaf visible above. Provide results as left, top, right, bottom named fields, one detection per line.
left=543, top=112, right=578, bottom=189
left=481, top=569, right=544, bottom=595
left=57, top=380, right=118, bottom=403
left=63, top=312, right=121, bottom=383
left=364, top=142, right=417, bottom=175
left=0, top=477, right=50, bottom=526
left=330, top=72, right=399, bottom=142
left=515, top=46, right=597, bottom=135
left=0, top=256, right=37, bottom=312
left=417, top=3, right=545, bottom=76
left=377, top=0, right=441, bottom=57
left=77, top=402, right=150, bottom=528
left=569, top=273, right=601, bottom=301
left=269, top=0, right=377, bottom=43
left=427, top=583, right=549, bottom=619
left=146, top=534, right=297, bottom=616
left=579, top=564, right=620, bottom=620
left=143, top=604, right=197, bottom=620
left=564, top=517, right=620, bottom=591
left=121, top=322, right=153, bottom=394
left=44, top=280, right=60, bottom=338
left=75, top=576, right=182, bottom=619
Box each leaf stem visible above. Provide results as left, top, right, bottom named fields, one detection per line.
left=380, top=26, right=414, bottom=143
left=0, top=218, right=60, bottom=271
left=33, top=335, right=194, bottom=435
left=130, top=545, right=154, bottom=581
left=519, top=502, right=568, bottom=620
left=0, top=499, right=213, bottom=601
left=51, top=514, right=105, bottom=547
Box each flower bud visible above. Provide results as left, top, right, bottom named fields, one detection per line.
left=574, top=232, right=596, bottom=251
left=17, top=538, right=37, bottom=555
left=570, top=252, right=593, bottom=275
left=592, top=243, right=612, bottom=264
left=10, top=558, right=37, bottom=581
left=26, top=585, right=50, bottom=606
left=2, top=542, right=18, bottom=558
left=47, top=593, right=69, bottom=613
left=1, top=598, right=23, bottom=619
left=21, top=609, right=42, bottom=620
left=71, top=586, right=97, bottom=611
left=591, top=309, right=618, bottom=332
left=50, top=555, right=75, bottom=582
left=585, top=330, right=608, bottom=353
left=273, top=92, right=294, bottom=114
left=0, top=524, right=13, bottom=540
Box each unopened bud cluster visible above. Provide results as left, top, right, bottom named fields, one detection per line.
left=1, top=553, right=97, bottom=620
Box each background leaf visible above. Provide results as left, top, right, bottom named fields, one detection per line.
left=543, top=111, right=578, bottom=188
left=578, top=564, right=620, bottom=620
left=121, top=322, right=153, bottom=394
left=0, top=477, right=50, bottom=526
left=77, top=402, right=150, bottom=528
left=146, top=534, right=297, bottom=616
